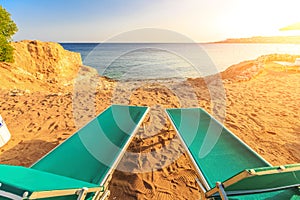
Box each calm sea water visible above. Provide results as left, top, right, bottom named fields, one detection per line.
left=61, top=43, right=300, bottom=80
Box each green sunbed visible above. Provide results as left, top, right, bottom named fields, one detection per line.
left=0, top=105, right=149, bottom=200
left=166, top=108, right=300, bottom=200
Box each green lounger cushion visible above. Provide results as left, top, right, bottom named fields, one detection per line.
left=166, top=108, right=270, bottom=189
left=207, top=164, right=300, bottom=198
left=213, top=187, right=300, bottom=200
left=225, top=164, right=300, bottom=193
left=0, top=165, right=99, bottom=198
left=0, top=105, right=149, bottom=200
left=31, top=105, right=148, bottom=185
left=166, top=108, right=300, bottom=199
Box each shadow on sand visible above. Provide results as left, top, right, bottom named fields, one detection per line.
left=0, top=139, right=59, bottom=167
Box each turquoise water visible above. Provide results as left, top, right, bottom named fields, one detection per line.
left=61, top=43, right=300, bottom=80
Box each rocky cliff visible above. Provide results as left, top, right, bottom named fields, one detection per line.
left=12, top=40, right=82, bottom=82
left=0, top=40, right=84, bottom=92
left=221, top=54, right=300, bottom=82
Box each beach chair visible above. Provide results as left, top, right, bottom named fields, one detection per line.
left=0, top=115, right=11, bottom=147
left=0, top=104, right=149, bottom=200
left=166, top=108, right=300, bottom=200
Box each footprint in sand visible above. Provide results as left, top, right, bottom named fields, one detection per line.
left=250, top=113, right=257, bottom=117
left=154, top=191, right=173, bottom=200
left=173, top=169, right=199, bottom=188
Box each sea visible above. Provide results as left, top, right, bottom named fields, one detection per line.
left=61, top=43, right=300, bottom=80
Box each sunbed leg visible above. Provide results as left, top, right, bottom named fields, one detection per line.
left=100, top=190, right=110, bottom=200
left=93, top=190, right=110, bottom=200
left=216, top=182, right=228, bottom=200
left=196, top=178, right=207, bottom=194
left=77, top=187, right=88, bottom=200
left=93, top=174, right=112, bottom=200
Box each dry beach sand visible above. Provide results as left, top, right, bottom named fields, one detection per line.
left=0, top=41, right=299, bottom=199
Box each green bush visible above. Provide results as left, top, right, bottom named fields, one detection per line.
left=0, top=6, right=18, bottom=63
left=0, top=35, right=14, bottom=62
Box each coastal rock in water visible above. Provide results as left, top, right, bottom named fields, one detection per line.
left=221, top=54, right=300, bottom=82
left=221, top=60, right=263, bottom=81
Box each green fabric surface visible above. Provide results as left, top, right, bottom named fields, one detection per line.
left=166, top=108, right=270, bottom=188
left=0, top=165, right=98, bottom=196
left=31, top=105, right=148, bottom=185
left=0, top=105, right=148, bottom=199
left=225, top=164, right=300, bottom=192
left=213, top=187, right=300, bottom=200
left=249, top=163, right=300, bottom=173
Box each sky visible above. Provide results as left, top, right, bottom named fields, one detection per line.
left=1, top=0, right=300, bottom=42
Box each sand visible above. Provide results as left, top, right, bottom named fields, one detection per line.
left=0, top=60, right=299, bottom=199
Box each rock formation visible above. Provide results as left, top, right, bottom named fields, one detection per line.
left=0, top=40, right=84, bottom=92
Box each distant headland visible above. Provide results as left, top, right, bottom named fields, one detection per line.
left=214, top=36, right=300, bottom=44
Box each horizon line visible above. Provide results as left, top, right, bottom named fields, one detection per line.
left=14, top=34, right=300, bottom=44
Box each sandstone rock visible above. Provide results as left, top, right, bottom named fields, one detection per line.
left=0, top=40, right=93, bottom=92
left=11, top=40, right=82, bottom=83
